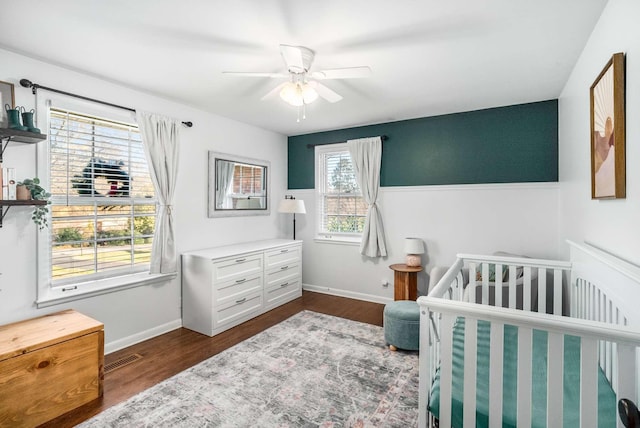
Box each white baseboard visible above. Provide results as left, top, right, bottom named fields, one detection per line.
left=105, top=318, right=182, bottom=355
left=303, top=283, right=394, bottom=305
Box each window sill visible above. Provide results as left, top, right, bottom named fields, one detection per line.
left=314, top=236, right=361, bottom=246
left=36, top=272, right=176, bottom=308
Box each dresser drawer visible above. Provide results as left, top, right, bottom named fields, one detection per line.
left=265, top=278, right=300, bottom=306
left=213, top=254, right=263, bottom=282
left=216, top=274, right=262, bottom=305
left=266, top=263, right=300, bottom=287
left=215, top=290, right=263, bottom=328
left=265, top=246, right=300, bottom=269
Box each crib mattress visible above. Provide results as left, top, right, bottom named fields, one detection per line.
left=429, top=318, right=616, bottom=427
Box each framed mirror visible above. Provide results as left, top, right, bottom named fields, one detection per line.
left=208, top=151, right=270, bottom=218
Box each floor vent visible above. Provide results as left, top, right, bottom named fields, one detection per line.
left=105, top=353, right=143, bottom=374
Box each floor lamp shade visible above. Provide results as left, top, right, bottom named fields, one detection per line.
left=403, top=238, right=424, bottom=267
left=278, top=198, right=306, bottom=240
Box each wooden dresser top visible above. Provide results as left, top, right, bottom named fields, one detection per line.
left=0, top=309, right=103, bottom=361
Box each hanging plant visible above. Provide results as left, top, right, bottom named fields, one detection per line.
left=17, top=177, right=51, bottom=229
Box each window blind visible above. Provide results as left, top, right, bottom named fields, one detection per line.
left=48, top=108, right=156, bottom=284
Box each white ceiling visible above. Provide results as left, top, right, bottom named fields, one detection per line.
left=0, top=0, right=607, bottom=136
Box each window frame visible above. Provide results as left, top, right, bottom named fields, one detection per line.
left=35, top=94, right=172, bottom=308
left=314, top=143, right=364, bottom=243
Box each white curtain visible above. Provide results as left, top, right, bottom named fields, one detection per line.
left=215, top=160, right=235, bottom=209
left=136, top=111, right=181, bottom=274
left=347, top=136, right=387, bottom=257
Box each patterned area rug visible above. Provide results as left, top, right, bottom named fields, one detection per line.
left=80, top=311, right=419, bottom=427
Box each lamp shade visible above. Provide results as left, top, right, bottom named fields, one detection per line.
left=278, top=199, right=306, bottom=214
left=403, top=238, right=424, bottom=255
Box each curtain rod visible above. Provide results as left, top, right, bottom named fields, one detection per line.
left=19, top=79, right=193, bottom=128
left=306, top=135, right=387, bottom=149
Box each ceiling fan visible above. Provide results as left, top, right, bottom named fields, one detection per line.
left=223, top=44, right=371, bottom=120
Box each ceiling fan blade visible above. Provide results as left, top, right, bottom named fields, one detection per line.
left=311, top=66, right=371, bottom=80
left=223, top=71, right=288, bottom=78
left=311, top=82, right=343, bottom=103
left=261, top=82, right=288, bottom=101
left=280, top=44, right=314, bottom=73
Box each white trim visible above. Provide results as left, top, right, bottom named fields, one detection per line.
left=105, top=318, right=182, bottom=354
left=313, top=237, right=361, bottom=246
left=379, top=181, right=558, bottom=192
left=289, top=181, right=559, bottom=193
left=303, top=283, right=393, bottom=305
left=36, top=272, right=175, bottom=308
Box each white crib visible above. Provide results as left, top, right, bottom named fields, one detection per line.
left=418, top=241, right=640, bottom=428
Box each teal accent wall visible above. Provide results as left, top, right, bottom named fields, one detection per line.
left=287, top=99, right=558, bottom=189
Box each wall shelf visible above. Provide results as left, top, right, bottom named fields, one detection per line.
left=0, top=128, right=47, bottom=163
left=0, top=200, right=47, bottom=228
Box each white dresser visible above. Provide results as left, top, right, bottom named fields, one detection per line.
left=182, top=239, right=302, bottom=336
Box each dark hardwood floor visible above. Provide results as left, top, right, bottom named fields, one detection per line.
left=42, top=291, right=384, bottom=427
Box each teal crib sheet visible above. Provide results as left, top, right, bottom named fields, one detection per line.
left=429, top=318, right=616, bottom=427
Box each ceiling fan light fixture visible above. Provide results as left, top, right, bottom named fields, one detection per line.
left=279, top=82, right=301, bottom=106
left=302, top=84, right=318, bottom=104
left=279, top=82, right=318, bottom=107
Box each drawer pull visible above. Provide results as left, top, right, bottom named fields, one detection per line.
left=280, top=265, right=289, bottom=270
left=62, top=286, right=78, bottom=292
left=235, top=297, right=247, bottom=304
left=235, top=278, right=247, bottom=284
left=280, top=282, right=289, bottom=288
left=280, top=249, right=289, bottom=253
left=235, top=258, right=246, bottom=263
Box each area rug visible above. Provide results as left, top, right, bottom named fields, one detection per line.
left=79, top=311, right=419, bottom=427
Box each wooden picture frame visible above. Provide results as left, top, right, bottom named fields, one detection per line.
left=590, top=52, right=625, bottom=199
left=0, top=80, right=16, bottom=128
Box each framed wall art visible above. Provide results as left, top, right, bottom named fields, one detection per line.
left=0, top=80, right=15, bottom=128
left=590, top=52, right=625, bottom=199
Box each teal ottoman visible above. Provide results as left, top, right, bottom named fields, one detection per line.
left=383, top=300, right=420, bottom=351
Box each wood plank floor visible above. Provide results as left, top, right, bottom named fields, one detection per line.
left=41, top=291, right=385, bottom=427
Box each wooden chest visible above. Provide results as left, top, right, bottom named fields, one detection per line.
left=0, top=310, right=104, bottom=427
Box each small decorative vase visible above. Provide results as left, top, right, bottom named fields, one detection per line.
left=20, top=107, right=40, bottom=133
left=16, top=185, right=31, bottom=200
left=5, top=104, right=28, bottom=131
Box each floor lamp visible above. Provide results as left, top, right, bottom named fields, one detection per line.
left=278, top=195, right=306, bottom=240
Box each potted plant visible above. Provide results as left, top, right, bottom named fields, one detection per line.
left=17, top=177, right=51, bottom=229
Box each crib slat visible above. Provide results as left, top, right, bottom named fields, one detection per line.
left=439, top=314, right=454, bottom=428
left=523, top=267, right=531, bottom=311
left=495, top=264, right=503, bottom=308
left=489, top=322, right=504, bottom=428
left=481, top=264, right=489, bottom=305
left=469, top=263, right=478, bottom=303
left=580, top=337, right=598, bottom=428
left=547, top=332, right=564, bottom=427
left=509, top=265, right=517, bottom=309
left=517, top=327, right=533, bottom=428
left=553, top=269, right=562, bottom=315
left=538, top=267, right=546, bottom=313
left=463, top=318, right=477, bottom=427
left=617, top=343, right=636, bottom=428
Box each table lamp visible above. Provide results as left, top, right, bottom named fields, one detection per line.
left=278, top=195, right=306, bottom=240
left=403, top=237, right=424, bottom=267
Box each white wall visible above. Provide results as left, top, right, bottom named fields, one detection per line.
left=0, top=48, right=289, bottom=352
left=558, top=0, right=640, bottom=263
left=289, top=183, right=559, bottom=303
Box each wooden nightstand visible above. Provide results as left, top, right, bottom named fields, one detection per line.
left=389, top=264, right=423, bottom=300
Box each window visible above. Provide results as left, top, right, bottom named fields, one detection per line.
left=315, top=144, right=367, bottom=240
left=46, top=108, right=156, bottom=288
